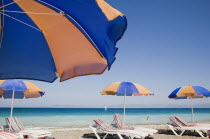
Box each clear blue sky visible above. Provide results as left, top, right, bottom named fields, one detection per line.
left=1, top=0, right=210, bottom=108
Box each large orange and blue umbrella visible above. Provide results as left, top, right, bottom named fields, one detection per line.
left=101, top=82, right=153, bottom=124
left=168, top=85, right=210, bottom=124
left=0, top=79, right=45, bottom=118
left=0, top=0, right=127, bottom=82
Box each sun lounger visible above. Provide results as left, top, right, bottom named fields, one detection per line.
left=175, top=116, right=210, bottom=127
left=89, top=119, right=149, bottom=139
left=5, top=117, right=51, bottom=138
left=0, top=132, right=21, bottom=139
left=112, top=114, right=158, bottom=134
left=166, top=116, right=210, bottom=138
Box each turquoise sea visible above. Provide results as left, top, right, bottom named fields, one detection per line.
left=0, top=108, right=210, bottom=127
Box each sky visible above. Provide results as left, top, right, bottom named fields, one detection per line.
left=1, top=0, right=210, bottom=108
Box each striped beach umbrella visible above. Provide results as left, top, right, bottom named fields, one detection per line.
left=0, top=79, right=44, bottom=118
left=168, top=85, right=210, bottom=124
left=0, top=0, right=127, bottom=82
left=101, top=82, right=153, bottom=124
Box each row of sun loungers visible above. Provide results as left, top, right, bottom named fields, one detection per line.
left=90, top=114, right=210, bottom=138
left=1, top=114, right=210, bottom=139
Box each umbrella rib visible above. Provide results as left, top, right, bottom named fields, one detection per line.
left=0, top=0, right=5, bottom=48
left=36, top=0, right=62, bottom=13
left=0, top=12, right=41, bottom=32
left=1, top=10, right=65, bottom=15
left=0, top=0, right=22, bottom=9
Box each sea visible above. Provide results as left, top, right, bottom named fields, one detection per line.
left=0, top=108, right=210, bottom=127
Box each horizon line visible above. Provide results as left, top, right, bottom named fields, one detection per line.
left=1, top=107, right=210, bottom=109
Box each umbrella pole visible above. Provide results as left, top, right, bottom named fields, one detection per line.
left=11, top=90, right=14, bottom=117
left=9, top=89, right=15, bottom=132
left=190, top=98, right=195, bottom=124
left=123, top=92, right=126, bottom=125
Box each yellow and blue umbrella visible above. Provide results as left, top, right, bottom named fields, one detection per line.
left=0, top=0, right=127, bottom=82
left=101, top=81, right=153, bottom=124
left=0, top=79, right=44, bottom=118
left=168, top=85, right=210, bottom=123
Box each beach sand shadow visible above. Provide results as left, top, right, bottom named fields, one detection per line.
left=83, top=133, right=153, bottom=139
left=158, top=129, right=207, bottom=137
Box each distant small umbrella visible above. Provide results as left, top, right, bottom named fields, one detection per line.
left=101, top=81, right=153, bottom=124
left=168, top=85, right=210, bottom=124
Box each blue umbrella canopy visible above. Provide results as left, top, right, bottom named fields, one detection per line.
left=101, top=81, right=154, bottom=96
left=0, top=79, right=45, bottom=99
left=0, top=0, right=127, bottom=82
left=168, top=86, right=210, bottom=99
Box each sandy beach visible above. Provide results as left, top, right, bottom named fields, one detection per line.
left=41, top=125, right=206, bottom=139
